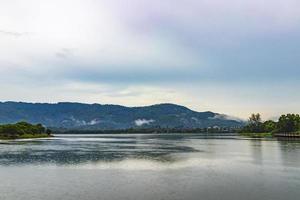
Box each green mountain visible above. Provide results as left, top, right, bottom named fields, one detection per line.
left=0, top=102, right=243, bottom=130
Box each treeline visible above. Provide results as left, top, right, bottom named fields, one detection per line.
left=240, top=113, right=300, bottom=134
left=55, top=127, right=237, bottom=134
left=0, top=122, right=52, bottom=139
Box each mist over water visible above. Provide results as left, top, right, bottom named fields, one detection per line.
left=0, top=134, right=300, bottom=200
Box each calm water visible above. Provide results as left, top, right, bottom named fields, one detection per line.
left=0, top=134, right=300, bottom=200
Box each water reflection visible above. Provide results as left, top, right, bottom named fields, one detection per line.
left=249, top=140, right=263, bottom=165
left=1, top=134, right=300, bottom=168
left=0, top=134, right=200, bottom=166
left=278, top=139, right=300, bottom=168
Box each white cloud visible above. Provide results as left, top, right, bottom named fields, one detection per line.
left=88, top=119, right=101, bottom=126
left=134, top=119, right=155, bottom=126
left=209, top=114, right=244, bottom=122
left=64, top=116, right=101, bottom=126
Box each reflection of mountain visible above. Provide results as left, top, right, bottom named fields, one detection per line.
left=0, top=134, right=198, bottom=165
left=0, top=102, right=244, bottom=130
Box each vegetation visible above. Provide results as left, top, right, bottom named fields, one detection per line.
left=240, top=113, right=300, bottom=137
left=0, top=122, right=52, bottom=139
left=277, top=114, right=300, bottom=133
left=55, top=127, right=237, bottom=134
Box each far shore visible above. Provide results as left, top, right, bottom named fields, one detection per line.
left=239, top=132, right=300, bottom=138
left=239, top=132, right=273, bottom=138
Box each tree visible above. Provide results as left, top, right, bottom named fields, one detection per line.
left=36, top=124, right=46, bottom=134
left=263, top=120, right=277, bottom=133
left=277, top=114, right=300, bottom=133
left=245, top=113, right=263, bottom=133
left=46, top=129, right=52, bottom=135
left=249, top=113, right=262, bottom=125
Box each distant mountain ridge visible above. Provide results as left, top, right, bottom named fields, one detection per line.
left=0, top=101, right=244, bottom=130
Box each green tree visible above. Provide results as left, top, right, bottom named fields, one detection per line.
left=277, top=114, right=300, bottom=133
left=263, top=120, right=277, bottom=132
left=46, top=129, right=52, bottom=135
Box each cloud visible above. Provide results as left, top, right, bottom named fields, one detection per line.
left=64, top=116, right=101, bottom=126
left=55, top=48, right=73, bottom=59
left=0, top=30, right=30, bottom=37
left=87, top=119, right=101, bottom=125
left=134, top=119, right=155, bottom=126
left=1, top=0, right=300, bottom=84
left=209, top=114, right=245, bottom=122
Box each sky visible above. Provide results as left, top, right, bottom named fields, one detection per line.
left=0, top=0, right=300, bottom=119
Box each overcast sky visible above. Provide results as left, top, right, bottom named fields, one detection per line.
left=0, top=0, right=299, bottom=119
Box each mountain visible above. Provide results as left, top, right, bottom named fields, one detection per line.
left=0, top=102, right=244, bottom=130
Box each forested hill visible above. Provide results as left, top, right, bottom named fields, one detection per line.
left=0, top=102, right=244, bottom=130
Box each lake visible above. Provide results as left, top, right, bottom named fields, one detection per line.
left=0, top=134, right=300, bottom=200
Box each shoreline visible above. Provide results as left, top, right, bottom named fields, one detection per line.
left=239, top=132, right=273, bottom=138
left=239, top=132, right=300, bottom=138
left=0, top=134, right=52, bottom=140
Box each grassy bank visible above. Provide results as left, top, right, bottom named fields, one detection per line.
left=0, top=133, right=51, bottom=140
left=239, top=132, right=273, bottom=138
